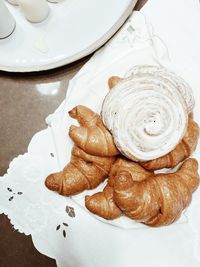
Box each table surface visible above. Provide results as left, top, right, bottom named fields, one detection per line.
left=0, top=1, right=147, bottom=266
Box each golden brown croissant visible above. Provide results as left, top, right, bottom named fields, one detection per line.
left=140, top=119, right=199, bottom=170
left=69, top=105, right=119, bottom=157
left=85, top=157, right=152, bottom=220
left=86, top=158, right=199, bottom=227
left=85, top=184, right=122, bottom=220
left=45, top=146, right=116, bottom=196
left=114, top=158, right=199, bottom=226
left=108, top=157, right=152, bottom=186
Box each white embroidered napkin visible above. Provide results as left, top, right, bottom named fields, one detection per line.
left=1, top=2, right=200, bottom=267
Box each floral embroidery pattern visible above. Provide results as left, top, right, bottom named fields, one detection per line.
left=7, top=187, right=23, bottom=201
left=56, top=222, right=69, bottom=238
left=66, top=205, right=75, bottom=218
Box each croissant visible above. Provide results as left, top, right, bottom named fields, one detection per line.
left=114, top=158, right=199, bottom=226
left=86, top=158, right=199, bottom=227
left=45, top=146, right=116, bottom=196
left=141, top=118, right=199, bottom=170
left=69, top=105, right=119, bottom=157
left=85, top=184, right=122, bottom=220
left=85, top=157, right=152, bottom=220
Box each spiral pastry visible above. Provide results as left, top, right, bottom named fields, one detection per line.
left=101, top=65, right=193, bottom=162
left=124, top=65, right=194, bottom=113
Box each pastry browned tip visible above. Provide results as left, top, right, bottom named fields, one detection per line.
left=85, top=186, right=122, bottom=220
left=108, top=76, right=121, bottom=90
left=183, top=157, right=198, bottom=170
left=68, top=105, right=85, bottom=119
left=68, top=107, right=77, bottom=119
left=45, top=173, right=60, bottom=192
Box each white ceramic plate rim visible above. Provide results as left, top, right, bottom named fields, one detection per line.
left=0, top=0, right=136, bottom=72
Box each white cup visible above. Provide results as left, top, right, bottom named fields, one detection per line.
left=17, top=0, right=49, bottom=23
left=0, top=0, right=16, bottom=39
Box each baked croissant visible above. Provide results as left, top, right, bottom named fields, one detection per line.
left=85, top=157, right=152, bottom=220
left=85, top=184, right=122, bottom=220
left=108, top=157, right=152, bottom=186
left=86, top=158, right=199, bottom=227
left=141, top=118, right=199, bottom=170
left=45, top=146, right=116, bottom=196
left=115, top=158, right=199, bottom=226
left=69, top=105, right=119, bottom=157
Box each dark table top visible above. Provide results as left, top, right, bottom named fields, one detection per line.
left=0, top=1, right=147, bottom=266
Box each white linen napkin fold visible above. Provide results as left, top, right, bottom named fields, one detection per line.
left=142, top=0, right=200, bottom=119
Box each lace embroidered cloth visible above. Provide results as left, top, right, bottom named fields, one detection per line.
left=1, top=2, right=200, bottom=266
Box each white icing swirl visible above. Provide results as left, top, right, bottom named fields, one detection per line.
left=101, top=65, right=191, bottom=161
left=125, top=65, right=194, bottom=113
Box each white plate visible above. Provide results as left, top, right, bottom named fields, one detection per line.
left=0, top=0, right=137, bottom=72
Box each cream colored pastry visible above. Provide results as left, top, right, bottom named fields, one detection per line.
left=102, top=65, right=193, bottom=162
left=124, top=65, right=194, bottom=113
